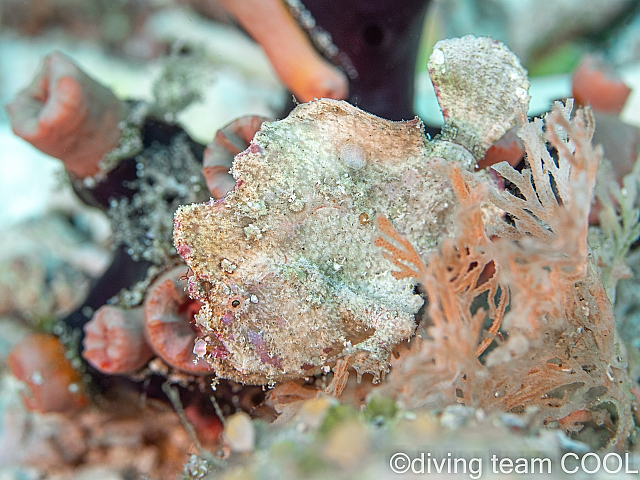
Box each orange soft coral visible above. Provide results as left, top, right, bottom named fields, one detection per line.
left=218, top=0, right=348, bottom=103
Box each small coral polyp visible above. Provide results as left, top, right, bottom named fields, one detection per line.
left=8, top=333, right=87, bottom=413
left=5, top=50, right=127, bottom=179
left=83, top=305, right=154, bottom=374
left=174, top=99, right=456, bottom=384
left=144, top=266, right=214, bottom=374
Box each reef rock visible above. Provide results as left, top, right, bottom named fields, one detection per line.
left=174, top=99, right=455, bottom=384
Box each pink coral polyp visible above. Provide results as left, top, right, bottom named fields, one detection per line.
left=143, top=267, right=213, bottom=375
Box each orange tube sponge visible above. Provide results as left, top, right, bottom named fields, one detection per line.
left=7, top=333, right=87, bottom=413
left=82, top=305, right=154, bottom=374
left=5, top=50, right=127, bottom=178
left=478, top=128, right=524, bottom=170
left=202, top=115, right=268, bottom=198
left=143, top=266, right=213, bottom=374
left=572, top=54, right=631, bottom=115
left=219, top=0, right=348, bottom=103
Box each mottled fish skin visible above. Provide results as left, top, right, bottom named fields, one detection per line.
left=174, top=99, right=455, bottom=385
left=428, top=35, right=530, bottom=160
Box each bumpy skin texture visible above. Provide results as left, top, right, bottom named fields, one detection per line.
left=174, top=99, right=455, bottom=385
left=203, top=116, right=269, bottom=199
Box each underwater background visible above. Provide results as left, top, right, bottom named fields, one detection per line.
left=1, top=1, right=640, bottom=478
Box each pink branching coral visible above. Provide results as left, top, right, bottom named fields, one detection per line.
left=378, top=101, right=636, bottom=449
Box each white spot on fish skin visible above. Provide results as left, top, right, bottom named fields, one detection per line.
left=339, top=144, right=366, bottom=170
left=516, top=87, right=528, bottom=102
left=193, top=339, right=207, bottom=358
left=431, top=48, right=445, bottom=65
left=31, top=371, right=43, bottom=385
left=221, top=258, right=237, bottom=273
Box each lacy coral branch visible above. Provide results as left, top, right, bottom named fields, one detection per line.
left=379, top=102, right=636, bottom=449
